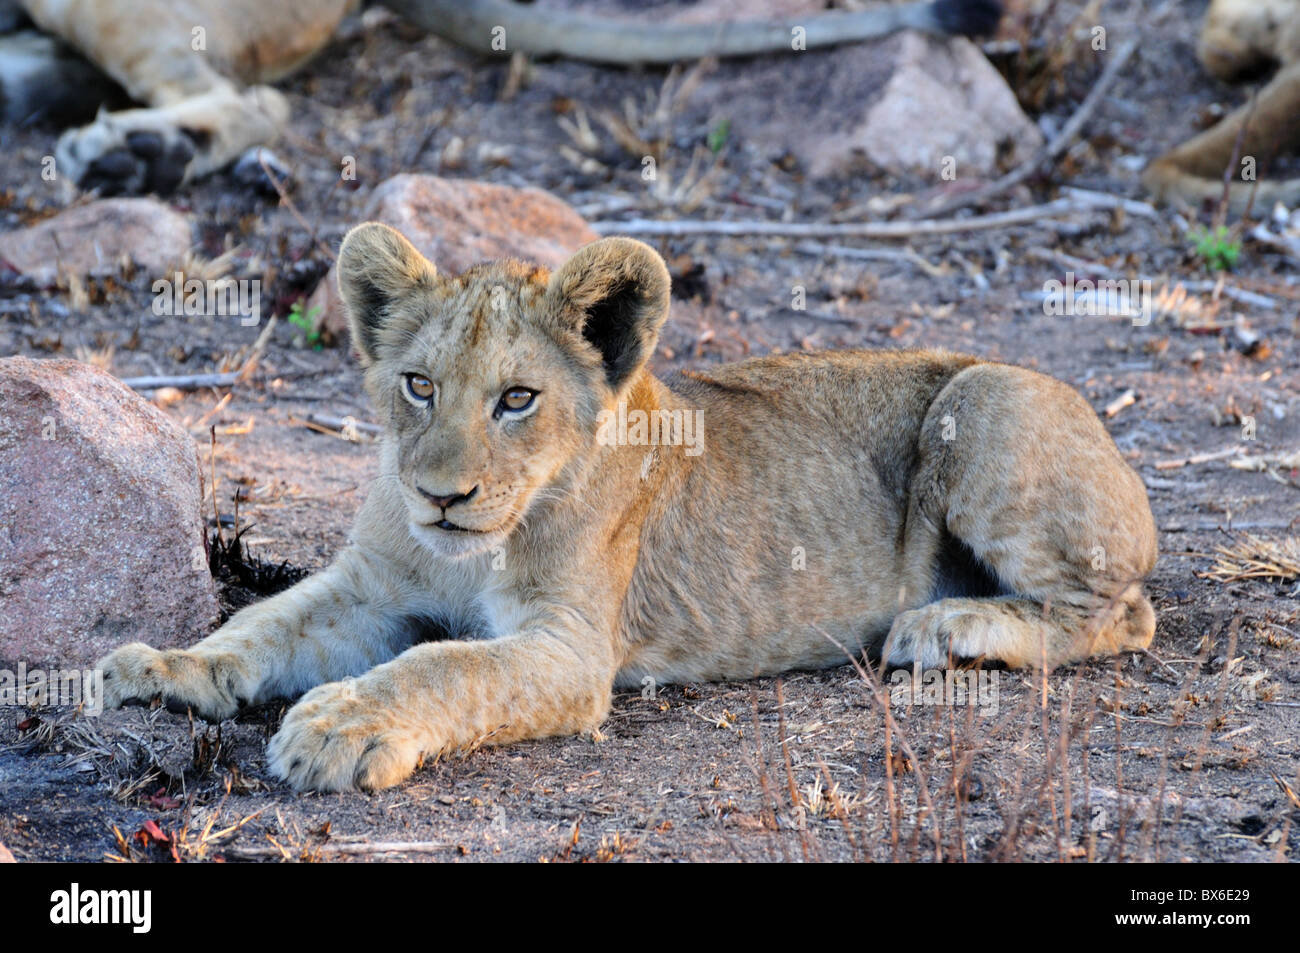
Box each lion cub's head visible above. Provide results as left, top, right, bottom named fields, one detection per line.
left=336, top=224, right=671, bottom=558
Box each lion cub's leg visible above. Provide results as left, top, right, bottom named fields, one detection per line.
left=266, top=627, right=619, bottom=792
left=97, top=546, right=430, bottom=721
left=885, top=363, right=1158, bottom=670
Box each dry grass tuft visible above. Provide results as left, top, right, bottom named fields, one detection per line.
left=1198, top=534, right=1300, bottom=584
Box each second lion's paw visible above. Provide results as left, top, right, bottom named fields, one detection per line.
left=56, top=112, right=198, bottom=195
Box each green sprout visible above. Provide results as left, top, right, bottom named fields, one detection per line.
left=707, top=118, right=731, bottom=154
left=285, top=300, right=323, bottom=349
left=1187, top=225, right=1241, bottom=272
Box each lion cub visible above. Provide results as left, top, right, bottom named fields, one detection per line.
left=98, top=227, right=1158, bottom=792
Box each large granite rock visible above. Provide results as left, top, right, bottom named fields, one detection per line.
left=0, top=357, right=219, bottom=668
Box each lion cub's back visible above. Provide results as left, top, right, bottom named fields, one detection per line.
left=667, top=348, right=980, bottom=458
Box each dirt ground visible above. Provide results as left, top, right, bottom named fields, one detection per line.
left=1, top=0, right=1298, bottom=862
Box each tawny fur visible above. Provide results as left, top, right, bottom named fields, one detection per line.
left=97, top=228, right=1158, bottom=792
left=1144, top=0, right=1300, bottom=212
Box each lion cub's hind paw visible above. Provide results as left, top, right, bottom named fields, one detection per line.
left=884, top=599, right=1056, bottom=670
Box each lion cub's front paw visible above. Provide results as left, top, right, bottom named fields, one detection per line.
left=98, top=642, right=247, bottom=721
left=266, top=680, right=425, bottom=792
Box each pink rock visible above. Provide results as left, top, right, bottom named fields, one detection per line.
left=310, top=174, right=598, bottom=342
left=0, top=198, right=192, bottom=287
left=0, top=357, right=219, bottom=668
left=0, top=840, right=14, bottom=863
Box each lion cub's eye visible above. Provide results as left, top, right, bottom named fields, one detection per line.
left=404, top=374, right=436, bottom=404
left=497, top=387, right=537, bottom=415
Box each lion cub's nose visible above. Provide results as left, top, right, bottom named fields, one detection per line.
left=418, top=485, right=479, bottom=510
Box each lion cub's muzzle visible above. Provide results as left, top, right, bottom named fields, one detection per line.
left=400, top=477, right=521, bottom=550
left=410, top=482, right=482, bottom=532
left=418, top=484, right=478, bottom=518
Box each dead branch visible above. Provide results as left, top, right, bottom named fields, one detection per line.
left=222, top=839, right=458, bottom=860
left=190, top=392, right=233, bottom=431
left=293, top=413, right=383, bottom=442
left=1152, top=447, right=1242, bottom=471
left=593, top=193, right=1144, bottom=241
left=121, top=372, right=241, bottom=391
left=1161, top=521, right=1299, bottom=533
left=236, top=314, right=279, bottom=384
left=1058, top=186, right=1159, bottom=218
left=121, top=367, right=326, bottom=393
left=1178, top=279, right=1277, bottom=310
left=1229, top=450, right=1300, bottom=472
left=1103, top=389, right=1136, bottom=418
left=305, top=412, right=382, bottom=434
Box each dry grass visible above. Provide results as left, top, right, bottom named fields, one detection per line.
left=556, top=61, right=723, bottom=210
left=1198, top=534, right=1300, bottom=585
left=695, top=599, right=1296, bottom=863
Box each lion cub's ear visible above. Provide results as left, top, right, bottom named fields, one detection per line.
left=545, top=237, right=671, bottom=393
left=336, top=222, right=437, bottom=364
